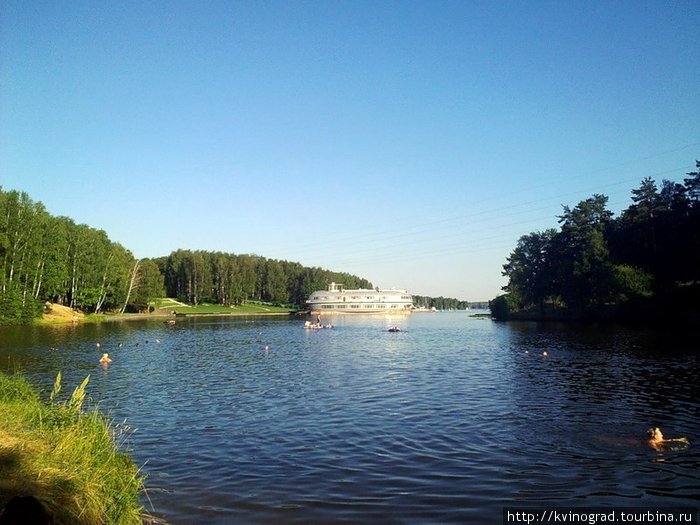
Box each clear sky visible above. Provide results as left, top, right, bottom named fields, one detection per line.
left=2, top=1, right=699, bottom=301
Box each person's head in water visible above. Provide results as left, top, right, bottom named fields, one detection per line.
left=647, top=427, right=664, bottom=442
left=646, top=426, right=690, bottom=451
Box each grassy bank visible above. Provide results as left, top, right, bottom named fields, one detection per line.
left=152, top=297, right=294, bottom=315
left=33, top=300, right=295, bottom=326
left=0, top=372, right=145, bottom=524
left=166, top=303, right=293, bottom=315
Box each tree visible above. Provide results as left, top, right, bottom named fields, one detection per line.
left=659, top=179, right=688, bottom=213
left=129, top=259, right=164, bottom=312
left=0, top=185, right=382, bottom=320
left=496, top=162, right=700, bottom=319
left=489, top=294, right=516, bottom=321
left=683, top=160, right=700, bottom=204
left=33, top=215, right=70, bottom=303
left=556, top=194, right=614, bottom=309
left=502, top=229, right=558, bottom=311
left=628, top=177, right=663, bottom=220
left=611, top=264, right=653, bottom=302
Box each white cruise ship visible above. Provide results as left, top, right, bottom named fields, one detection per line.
left=307, top=282, right=413, bottom=314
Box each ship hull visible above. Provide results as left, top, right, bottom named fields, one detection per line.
left=307, top=283, right=413, bottom=314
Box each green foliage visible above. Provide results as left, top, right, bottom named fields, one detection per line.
left=129, top=258, right=165, bottom=311
left=611, top=264, right=653, bottom=301
left=0, top=186, right=378, bottom=320
left=489, top=294, right=514, bottom=320
left=683, top=160, right=700, bottom=203
left=161, top=249, right=374, bottom=307
left=556, top=194, right=614, bottom=308
left=0, top=372, right=145, bottom=524
left=497, top=161, right=700, bottom=318
left=0, top=188, right=138, bottom=321
left=502, top=229, right=557, bottom=310
left=411, top=295, right=469, bottom=310
left=0, top=371, right=38, bottom=403
left=0, top=281, right=42, bottom=322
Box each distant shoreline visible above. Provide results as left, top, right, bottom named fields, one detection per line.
left=35, top=302, right=296, bottom=326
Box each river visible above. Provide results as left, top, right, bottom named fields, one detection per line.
left=1, top=313, right=698, bottom=524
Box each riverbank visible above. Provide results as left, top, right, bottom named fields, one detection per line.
left=491, top=289, right=700, bottom=326
left=35, top=302, right=296, bottom=326
left=0, top=372, right=145, bottom=524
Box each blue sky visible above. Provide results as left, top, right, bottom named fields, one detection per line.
left=2, top=1, right=698, bottom=301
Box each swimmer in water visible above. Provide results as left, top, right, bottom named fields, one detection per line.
left=647, top=427, right=689, bottom=451
left=99, top=353, right=112, bottom=364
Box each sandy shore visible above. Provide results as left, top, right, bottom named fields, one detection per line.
left=39, top=302, right=294, bottom=325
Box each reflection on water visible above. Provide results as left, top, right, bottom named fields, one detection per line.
left=1, top=314, right=699, bottom=524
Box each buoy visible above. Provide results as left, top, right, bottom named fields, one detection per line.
left=543, top=351, right=548, bottom=356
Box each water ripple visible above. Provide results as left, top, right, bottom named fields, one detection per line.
left=2, top=315, right=699, bottom=524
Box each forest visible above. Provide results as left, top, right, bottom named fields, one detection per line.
left=154, top=250, right=373, bottom=308
left=491, top=161, right=700, bottom=321
left=0, top=188, right=376, bottom=322
left=411, top=295, right=469, bottom=311
left=0, top=187, right=466, bottom=323
left=0, top=189, right=155, bottom=322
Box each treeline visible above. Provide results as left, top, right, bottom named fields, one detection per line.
left=154, top=250, right=373, bottom=307
left=491, top=161, right=700, bottom=321
left=412, top=295, right=470, bottom=310
left=0, top=188, right=165, bottom=322
left=0, top=187, right=375, bottom=322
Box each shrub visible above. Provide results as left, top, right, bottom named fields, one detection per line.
left=489, top=294, right=513, bottom=321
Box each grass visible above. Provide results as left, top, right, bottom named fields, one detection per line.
left=33, top=298, right=296, bottom=326
left=0, top=372, right=146, bottom=524
left=162, top=301, right=294, bottom=315
left=150, top=298, right=187, bottom=309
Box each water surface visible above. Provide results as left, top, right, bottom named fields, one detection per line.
left=2, top=314, right=698, bottom=524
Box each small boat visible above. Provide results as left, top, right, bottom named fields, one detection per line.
left=388, top=326, right=401, bottom=332
left=304, top=321, right=334, bottom=330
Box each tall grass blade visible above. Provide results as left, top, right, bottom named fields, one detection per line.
left=67, top=374, right=90, bottom=413
left=49, top=371, right=62, bottom=402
